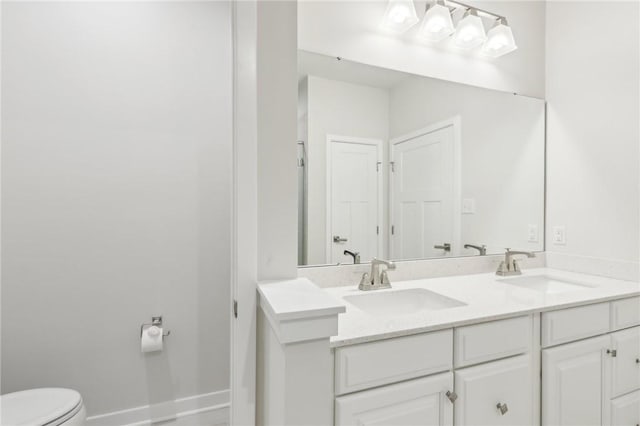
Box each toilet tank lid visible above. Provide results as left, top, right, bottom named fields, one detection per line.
left=1, top=388, right=82, bottom=426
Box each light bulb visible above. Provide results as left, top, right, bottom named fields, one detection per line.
left=481, top=19, right=517, bottom=57
left=381, top=0, right=419, bottom=33
left=452, top=9, right=486, bottom=49
left=418, top=3, right=454, bottom=42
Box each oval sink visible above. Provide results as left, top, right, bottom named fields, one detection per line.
left=343, top=288, right=466, bottom=316
left=499, top=275, right=597, bottom=294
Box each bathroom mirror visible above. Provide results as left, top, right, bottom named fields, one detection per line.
left=297, top=50, right=545, bottom=266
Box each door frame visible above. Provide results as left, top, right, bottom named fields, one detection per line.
left=388, top=116, right=462, bottom=258
left=325, top=134, right=384, bottom=264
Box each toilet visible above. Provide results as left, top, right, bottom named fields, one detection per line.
left=1, top=388, right=86, bottom=426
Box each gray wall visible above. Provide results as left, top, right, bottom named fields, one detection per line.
left=1, top=1, right=231, bottom=416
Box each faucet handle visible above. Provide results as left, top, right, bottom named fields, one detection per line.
left=358, top=273, right=371, bottom=290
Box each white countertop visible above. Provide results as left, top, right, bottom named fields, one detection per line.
left=324, top=268, right=640, bottom=347
left=258, top=277, right=346, bottom=321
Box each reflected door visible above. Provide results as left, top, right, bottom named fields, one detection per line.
left=327, top=136, right=382, bottom=264
left=391, top=122, right=459, bottom=259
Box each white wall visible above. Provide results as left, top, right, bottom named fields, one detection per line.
left=298, top=1, right=546, bottom=98
left=389, top=76, right=545, bottom=254
left=1, top=1, right=231, bottom=417
left=545, top=1, right=640, bottom=269
left=257, top=0, right=299, bottom=281
left=305, top=76, right=390, bottom=265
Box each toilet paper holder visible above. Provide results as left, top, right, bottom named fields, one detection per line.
left=140, top=316, right=171, bottom=338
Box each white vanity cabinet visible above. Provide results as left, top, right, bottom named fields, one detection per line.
left=454, top=355, right=533, bottom=426
left=542, top=298, right=640, bottom=426
left=610, top=390, right=640, bottom=426
left=610, top=327, right=640, bottom=398
left=542, top=335, right=611, bottom=425
left=329, top=297, right=640, bottom=426
left=334, top=317, right=534, bottom=426
left=335, top=373, right=454, bottom=426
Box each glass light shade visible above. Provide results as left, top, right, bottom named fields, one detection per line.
left=452, top=13, right=487, bottom=49
left=381, top=0, right=419, bottom=33
left=481, top=23, right=517, bottom=57
left=418, top=4, right=455, bottom=42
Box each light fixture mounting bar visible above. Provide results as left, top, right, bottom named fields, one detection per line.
left=440, top=0, right=506, bottom=23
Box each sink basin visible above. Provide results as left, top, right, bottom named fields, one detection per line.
left=343, top=288, right=466, bottom=316
left=499, top=275, right=596, bottom=294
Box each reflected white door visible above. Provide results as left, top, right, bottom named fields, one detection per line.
left=390, top=120, right=459, bottom=259
left=327, top=136, right=382, bottom=264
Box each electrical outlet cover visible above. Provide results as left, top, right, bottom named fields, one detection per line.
left=552, top=226, right=566, bottom=245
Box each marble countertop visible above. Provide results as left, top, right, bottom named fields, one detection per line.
left=324, top=268, right=640, bottom=347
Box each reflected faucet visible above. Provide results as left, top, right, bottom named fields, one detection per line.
left=496, top=248, right=535, bottom=276
left=343, top=250, right=360, bottom=264
left=464, top=244, right=487, bottom=256
left=359, top=258, right=396, bottom=291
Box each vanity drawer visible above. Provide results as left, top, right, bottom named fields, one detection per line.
left=611, top=297, right=640, bottom=331
left=334, top=329, right=453, bottom=395
left=541, top=302, right=610, bottom=347
left=454, top=316, right=532, bottom=367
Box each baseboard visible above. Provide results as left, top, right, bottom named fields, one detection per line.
left=86, top=390, right=230, bottom=426
left=546, top=251, right=639, bottom=282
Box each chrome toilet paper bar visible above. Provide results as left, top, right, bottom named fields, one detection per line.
left=140, top=316, right=171, bottom=338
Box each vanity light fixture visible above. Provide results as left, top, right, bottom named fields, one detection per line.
left=452, top=8, right=487, bottom=49
left=380, top=0, right=419, bottom=33
left=481, top=17, right=518, bottom=57
left=381, top=0, right=517, bottom=57
left=418, top=0, right=455, bottom=42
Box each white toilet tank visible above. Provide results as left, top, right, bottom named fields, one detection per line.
left=1, top=388, right=86, bottom=426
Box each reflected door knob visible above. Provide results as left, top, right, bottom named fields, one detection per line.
left=333, top=235, right=348, bottom=243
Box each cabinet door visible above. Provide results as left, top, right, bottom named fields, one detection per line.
left=454, top=355, right=532, bottom=426
left=610, top=390, right=640, bottom=426
left=542, top=335, right=610, bottom=426
left=335, top=372, right=454, bottom=426
left=611, top=326, right=640, bottom=398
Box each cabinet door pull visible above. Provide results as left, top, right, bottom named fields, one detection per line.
left=445, top=391, right=457, bottom=403
left=496, top=402, right=508, bottom=415
left=635, top=358, right=639, bottom=364
left=606, top=349, right=617, bottom=357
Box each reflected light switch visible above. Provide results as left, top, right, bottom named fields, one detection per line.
left=462, top=198, right=476, bottom=214
left=528, top=224, right=539, bottom=243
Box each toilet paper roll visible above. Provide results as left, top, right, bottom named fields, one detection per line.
left=141, top=325, right=163, bottom=353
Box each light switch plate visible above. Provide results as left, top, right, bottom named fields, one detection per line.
left=552, top=226, right=566, bottom=245
left=462, top=198, right=476, bottom=214
left=528, top=224, right=539, bottom=243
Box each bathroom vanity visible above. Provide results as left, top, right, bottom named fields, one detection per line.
left=259, top=20, right=640, bottom=426
left=258, top=269, right=640, bottom=426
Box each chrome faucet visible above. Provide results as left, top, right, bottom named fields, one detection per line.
left=496, top=248, right=535, bottom=276
left=359, top=258, right=396, bottom=291
left=464, top=244, right=487, bottom=255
